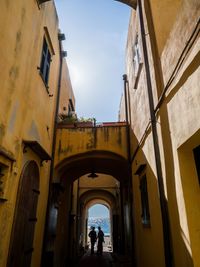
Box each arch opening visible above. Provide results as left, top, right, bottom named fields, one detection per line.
left=55, top=151, right=130, bottom=184
left=87, top=203, right=113, bottom=253
left=45, top=150, right=132, bottom=265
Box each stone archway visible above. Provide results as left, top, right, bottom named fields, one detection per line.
left=87, top=202, right=112, bottom=252
left=79, top=189, right=118, bottom=252
left=43, top=151, right=132, bottom=266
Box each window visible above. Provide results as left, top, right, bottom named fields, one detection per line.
left=193, top=145, right=200, bottom=185
left=40, top=38, right=51, bottom=86
left=68, top=99, right=75, bottom=116
left=132, top=34, right=143, bottom=89
left=139, top=174, right=150, bottom=226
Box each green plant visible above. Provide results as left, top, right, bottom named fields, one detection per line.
left=78, top=117, right=96, bottom=123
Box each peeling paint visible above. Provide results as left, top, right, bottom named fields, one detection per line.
left=9, top=66, right=19, bottom=80
left=15, top=30, right=22, bottom=55
left=103, top=127, right=109, bottom=142
left=8, top=65, right=20, bottom=96
left=117, top=127, right=122, bottom=145
left=86, top=137, right=95, bottom=150
left=14, top=8, right=26, bottom=57
left=59, top=145, right=73, bottom=154
left=92, top=127, right=97, bottom=148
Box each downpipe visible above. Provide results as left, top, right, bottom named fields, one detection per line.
left=123, top=74, right=136, bottom=265
left=137, top=0, right=174, bottom=266
left=42, top=31, right=65, bottom=266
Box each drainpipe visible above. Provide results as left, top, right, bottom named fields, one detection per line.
left=123, top=74, right=129, bottom=127
left=137, top=1, right=173, bottom=267
left=50, top=31, right=66, bottom=178
left=76, top=178, right=80, bottom=256
left=42, top=30, right=66, bottom=265
left=123, top=74, right=136, bottom=264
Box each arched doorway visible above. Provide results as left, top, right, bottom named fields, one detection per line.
left=8, top=161, right=40, bottom=267
left=43, top=151, right=132, bottom=266
left=87, top=203, right=112, bottom=252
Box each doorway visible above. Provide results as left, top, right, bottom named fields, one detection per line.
left=87, top=204, right=112, bottom=252
left=8, top=161, right=40, bottom=267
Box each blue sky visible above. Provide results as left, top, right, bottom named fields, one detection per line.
left=54, top=0, right=130, bottom=122
left=89, top=204, right=109, bottom=218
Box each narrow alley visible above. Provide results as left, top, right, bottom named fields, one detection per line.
left=0, top=1, right=199, bottom=267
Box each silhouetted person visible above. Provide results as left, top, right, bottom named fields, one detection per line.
left=88, top=226, right=97, bottom=255
left=97, top=226, right=104, bottom=255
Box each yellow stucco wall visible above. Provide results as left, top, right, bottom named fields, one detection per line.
left=79, top=174, right=119, bottom=198
left=120, top=1, right=200, bottom=266
left=58, top=60, right=75, bottom=117
left=55, top=126, right=128, bottom=167
left=71, top=174, right=119, bottom=250
left=0, top=1, right=75, bottom=266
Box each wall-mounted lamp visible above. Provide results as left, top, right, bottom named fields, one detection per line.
left=58, top=33, right=66, bottom=41
left=61, top=51, right=67, bottom=58
left=88, top=171, right=98, bottom=179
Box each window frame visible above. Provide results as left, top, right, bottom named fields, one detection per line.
left=68, top=99, right=75, bottom=116
left=39, top=37, right=52, bottom=89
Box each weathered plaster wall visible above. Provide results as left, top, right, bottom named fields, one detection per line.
left=0, top=1, right=75, bottom=266
left=0, top=1, right=59, bottom=154
left=55, top=126, right=128, bottom=167
left=120, top=0, right=200, bottom=266
left=58, top=60, right=75, bottom=116
left=0, top=1, right=58, bottom=265
left=78, top=174, right=118, bottom=201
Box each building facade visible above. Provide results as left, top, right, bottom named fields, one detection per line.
left=119, top=0, right=200, bottom=267
left=0, top=1, right=75, bottom=267
left=1, top=0, right=199, bottom=267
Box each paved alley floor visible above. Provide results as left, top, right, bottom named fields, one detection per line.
left=76, top=251, right=133, bottom=267
left=77, top=251, right=113, bottom=267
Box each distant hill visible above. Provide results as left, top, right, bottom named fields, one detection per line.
left=88, top=217, right=110, bottom=236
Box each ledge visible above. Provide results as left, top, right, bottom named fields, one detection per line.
left=23, top=140, right=51, bottom=161
left=0, top=146, right=16, bottom=162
